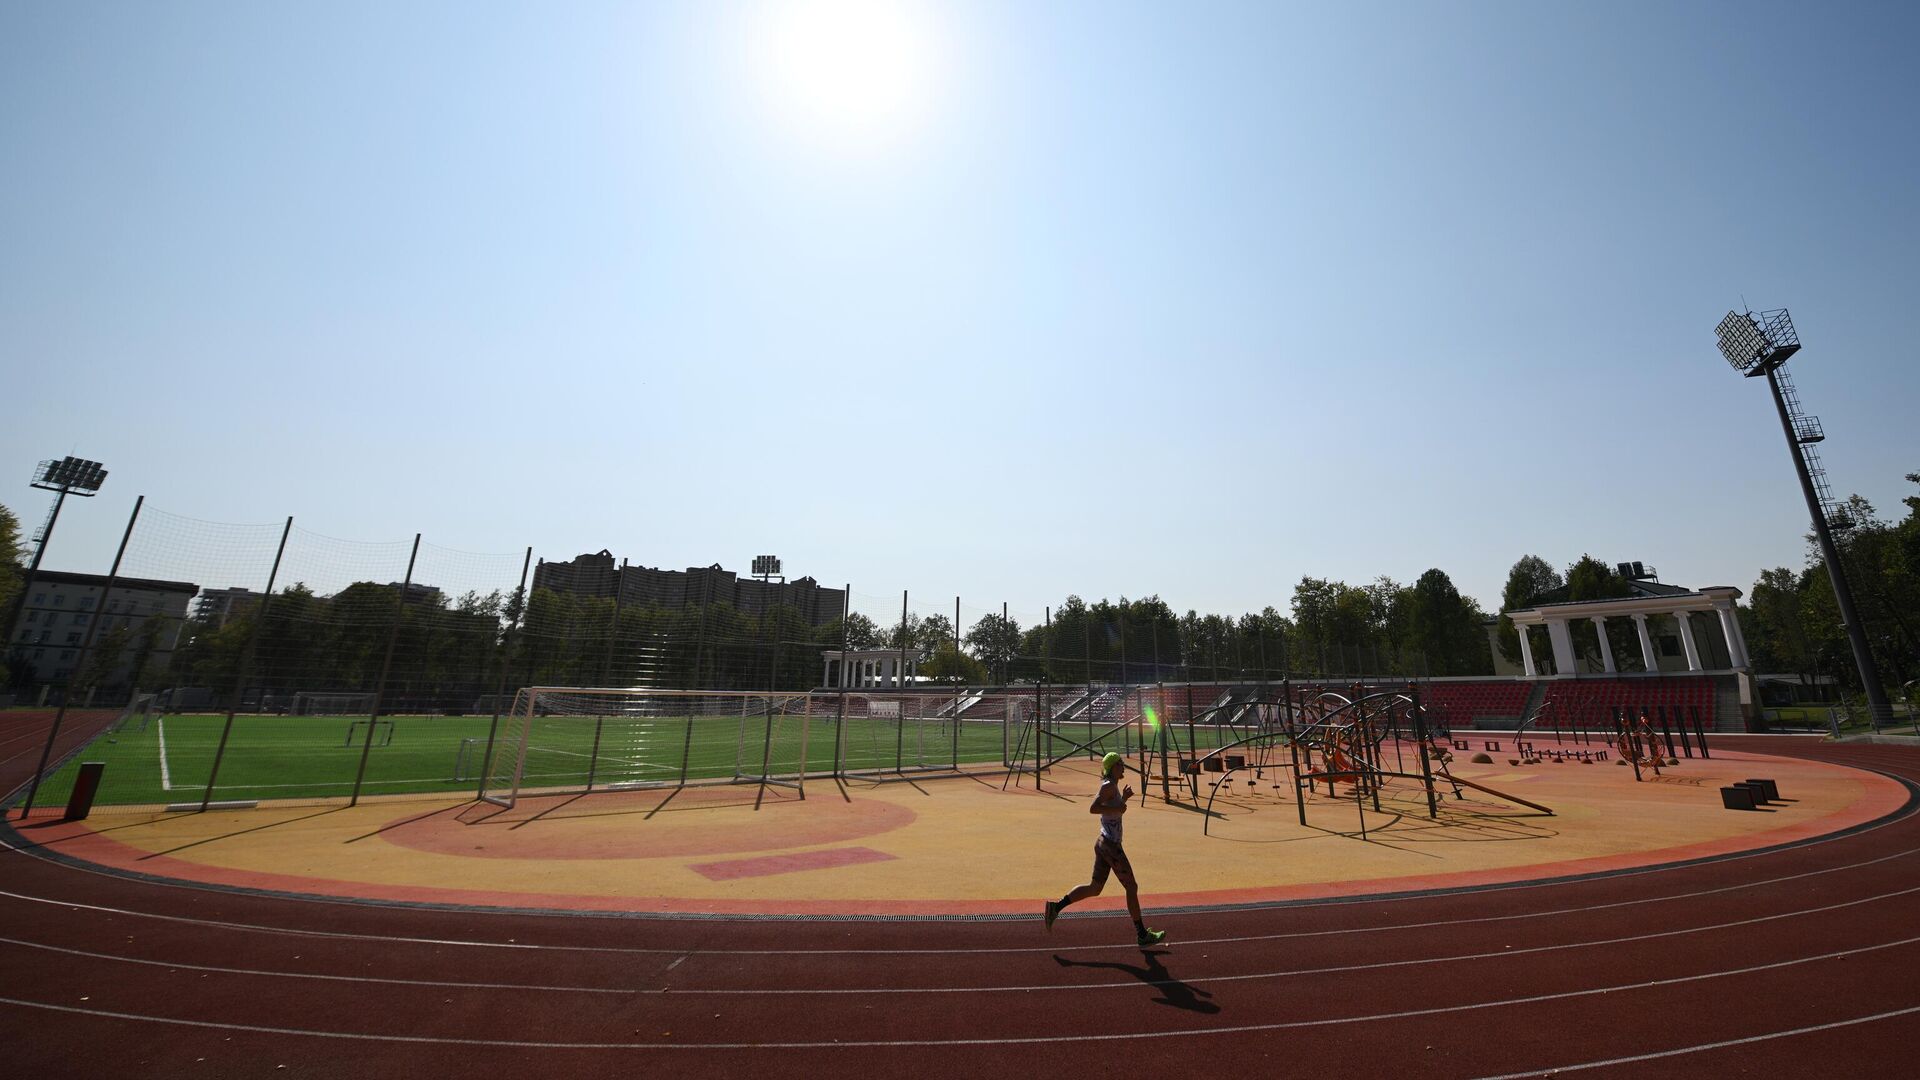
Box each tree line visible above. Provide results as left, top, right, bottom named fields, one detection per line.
left=1741, top=474, right=1920, bottom=701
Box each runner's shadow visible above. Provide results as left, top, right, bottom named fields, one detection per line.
left=1053, top=950, right=1220, bottom=1014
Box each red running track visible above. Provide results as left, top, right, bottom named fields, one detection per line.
left=0, top=709, right=120, bottom=814
left=1, top=736, right=1916, bottom=1079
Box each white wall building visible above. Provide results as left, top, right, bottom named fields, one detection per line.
left=7, top=571, right=197, bottom=694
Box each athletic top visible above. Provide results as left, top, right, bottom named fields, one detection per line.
left=1096, top=781, right=1124, bottom=845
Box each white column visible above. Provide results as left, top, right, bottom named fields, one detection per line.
left=1674, top=612, right=1702, bottom=672
left=1517, top=624, right=1538, bottom=677
left=1546, top=619, right=1577, bottom=676
left=1591, top=616, right=1616, bottom=673
left=1714, top=603, right=1749, bottom=669
left=1632, top=614, right=1658, bottom=672
left=886, top=658, right=898, bottom=687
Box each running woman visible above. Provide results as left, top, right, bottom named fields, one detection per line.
left=1044, top=751, right=1166, bottom=947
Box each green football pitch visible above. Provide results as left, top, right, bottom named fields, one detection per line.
left=32, top=712, right=1028, bottom=809
left=28, top=706, right=1264, bottom=810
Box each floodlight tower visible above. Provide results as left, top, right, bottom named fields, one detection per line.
left=1714, top=309, right=1890, bottom=725
left=5, top=458, right=109, bottom=664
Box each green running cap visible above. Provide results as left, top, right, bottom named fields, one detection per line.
left=1101, top=752, right=1123, bottom=778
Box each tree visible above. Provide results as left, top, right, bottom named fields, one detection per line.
left=920, top=642, right=987, bottom=684
left=1496, top=555, right=1563, bottom=665
left=1406, top=568, right=1492, bottom=676
left=965, top=613, right=1022, bottom=684
left=1565, top=554, right=1631, bottom=602
left=1746, top=567, right=1813, bottom=679
left=914, top=613, right=956, bottom=658
left=0, top=502, right=23, bottom=624
left=827, top=612, right=882, bottom=649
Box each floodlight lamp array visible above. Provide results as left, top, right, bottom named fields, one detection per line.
left=32, top=456, right=108, bottom=493
left=1716, top=308, right=1801, bottom=376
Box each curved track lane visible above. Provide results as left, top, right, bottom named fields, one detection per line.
left=2, top=736, right=1916, bottom=1079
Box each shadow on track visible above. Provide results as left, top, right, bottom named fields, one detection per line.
left=1053, top=950, right=1220, bottom=1014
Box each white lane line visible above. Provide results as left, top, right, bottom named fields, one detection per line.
left=0, top=934, right=1916, bottom=1050
left=1469, top=1003, right=1920, bottom=1080
left=1, top=881, right=1914, bottom=997
left=1, top=836, right=1914, bottom=959
left=156, top=718, right=173, bottom=792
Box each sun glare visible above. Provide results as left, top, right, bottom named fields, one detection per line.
left=743, top=0, right=945, bottom=151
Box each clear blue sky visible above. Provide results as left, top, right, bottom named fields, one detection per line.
left=4, top=0, right=1916, bottom=627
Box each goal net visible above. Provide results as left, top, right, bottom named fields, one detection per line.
left=477, top=688, right=815, bottom=809
left=474, top=686, right=1056, bottom=809
left=290, top=691, right=375, bottom=716
left=113, top=693, right=158, bottom=734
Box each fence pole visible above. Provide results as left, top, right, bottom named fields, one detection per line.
left=1034, top=679, right=1044, bottom=791
left=833, top=584, right=850, bottom=779
left=349, top=533, right=419, bottom=807
left=18, top=496, right=143, bottom=819
left=1082, top=608, right=1092, bottom=686
left=475, top=548, right=533, bottom=798
left=951, top=596, right=962, bottom=767
left=894, top=589, right=908, bottom=772
left=200, top=515, right=293, bottom=811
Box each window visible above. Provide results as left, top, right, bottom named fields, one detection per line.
left=107, top=600, right=119, bottom=613
left=25, top=611, right=37, bottom=624
left=53, top=595, right=65, bottom=607
left=74, top=613, right=90, bottom=626
left=60, top=650, right=75, bottom=661
left=65, top=632, right=82, bottom=645
left=79, top=596, right=96, bottom=610
left=37, top=630, right=50, bottom=643
left=1659, top=635, right=1681, bottom=657
left=32, top=592, right=44, bottom=605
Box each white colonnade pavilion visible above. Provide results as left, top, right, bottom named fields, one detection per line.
left=1505, top=586, right=1750, bottom=677
left=819, top=648, right=927, bottom=689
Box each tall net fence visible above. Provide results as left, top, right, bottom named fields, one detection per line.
left=9, top=502, right=1548, bottom=817
left=9, top=506, right=533, bottom=813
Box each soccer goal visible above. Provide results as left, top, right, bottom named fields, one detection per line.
left=290, top=691, right=375, bottom=716
left=477, top=688, right=816, bottom=809
left=113, top=693, right=158, bottom=734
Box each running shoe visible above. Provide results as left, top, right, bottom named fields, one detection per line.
left=1136, top=928, right=1167, bottom=948
left=1044, top=901, right=1060, bottom=931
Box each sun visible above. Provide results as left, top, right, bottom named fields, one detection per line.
left=742, top=0, right=945, bottom=151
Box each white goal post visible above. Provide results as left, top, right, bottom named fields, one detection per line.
left=477, top=687, right=818, bottom=809
left=472, top=686, right=1040, bottom=809
left=290, top=691, right=376, bottom=716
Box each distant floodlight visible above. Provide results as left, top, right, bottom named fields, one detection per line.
left=752, top=555, right=782, bottom=579
left=1715, top=305, right=1888, bottom=725
left=31, top=456, right=108, bottom=495
left=1716, top=308, right=1801, bottom=376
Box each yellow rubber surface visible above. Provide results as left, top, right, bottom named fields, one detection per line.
left=14, top=748, right=1900, bottom=917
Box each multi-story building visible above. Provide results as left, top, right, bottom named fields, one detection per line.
left=193, top=586, right=263, bottom=626
left=6, top=571, right=197, bottom=695
left=533, top=551, right=845, bottom=626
